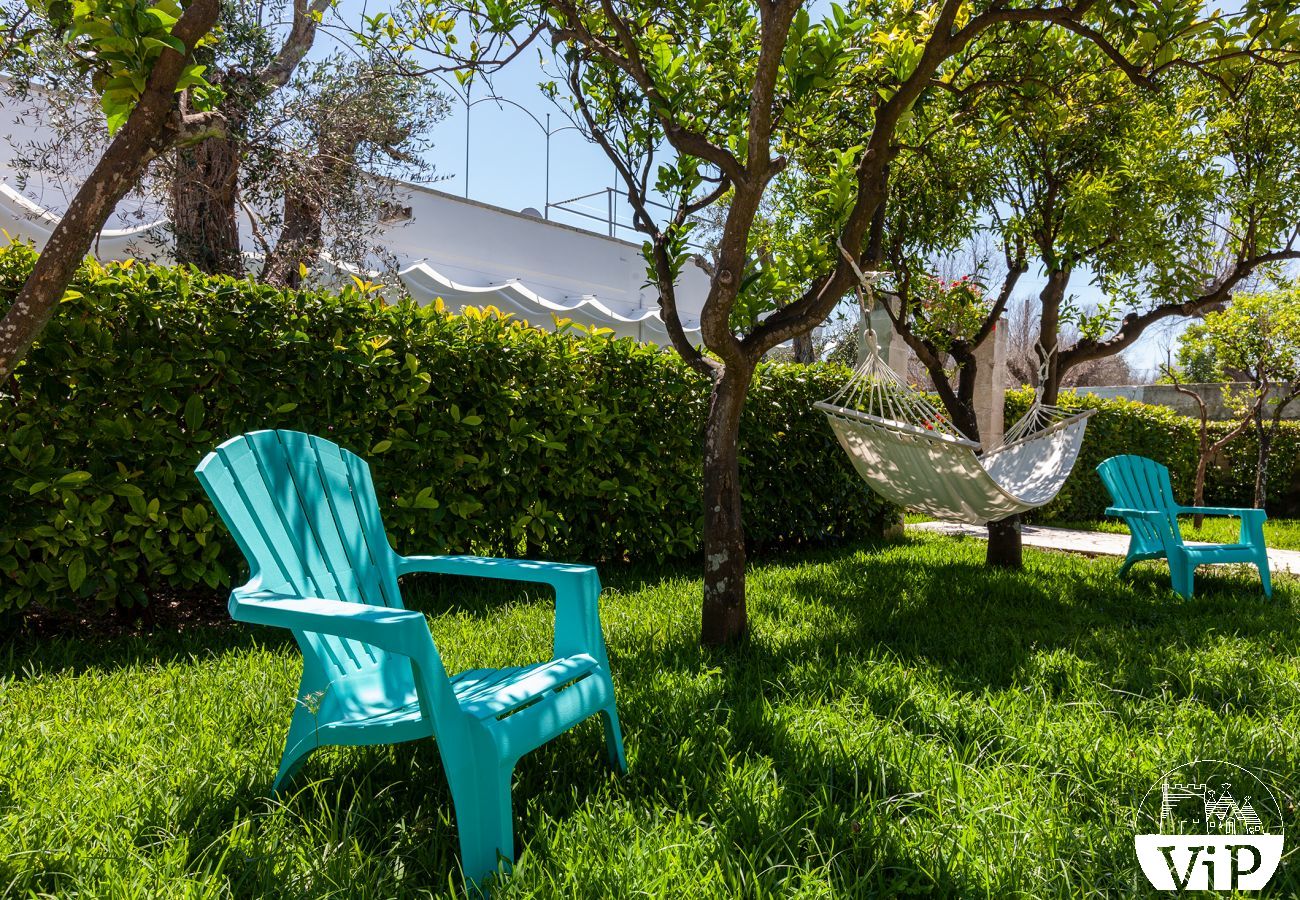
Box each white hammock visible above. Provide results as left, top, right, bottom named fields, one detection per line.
left=817, top=331, right=1094, bottom=525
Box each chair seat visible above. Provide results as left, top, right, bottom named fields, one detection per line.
left=311, top=653, right=603, bottom=734
left=1184, top=542, right=1258, bottom=563
left=452, top=654, right=600, bottom=720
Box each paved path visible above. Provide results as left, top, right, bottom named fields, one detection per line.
left=908, top=520, right=1300, bottom=576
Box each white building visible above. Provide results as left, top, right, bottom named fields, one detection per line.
left=0, top=87, right=709, bottom=343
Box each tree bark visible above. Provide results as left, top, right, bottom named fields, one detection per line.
left=986, top=515, right=1023, bottom=568
left=171, top=135, right=243, bottom=275
left=792, top=330, right=815, bottom=363
left=0, top=0, right=221, bottom=387
left=700, top=364, right=753, bottom=647
left=1192, top=453, right=1210, bottom=527
left=1037, top=267, right=1071, bottom=405
left=260, top=131, right=364, bottom=288
left=167, top=0, right=331, bottom=279
left=260, top=187, right=323, bottom=288
left=1254, top=410, right=1276, bottom=509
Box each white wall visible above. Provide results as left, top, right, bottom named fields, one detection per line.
left=0, top=85, right=710, bottom=336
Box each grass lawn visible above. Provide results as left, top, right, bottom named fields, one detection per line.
left=1055, top=516, right=1300, bottom=552
left=2, top=533, right=1298, bottom=897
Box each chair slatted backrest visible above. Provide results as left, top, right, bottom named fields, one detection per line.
left=196, top=430, right=405, bottom=677
left=1096, top=455, right=1182, bottom=553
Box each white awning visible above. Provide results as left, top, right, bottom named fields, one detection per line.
left=0, top=180, right=703, bottom=346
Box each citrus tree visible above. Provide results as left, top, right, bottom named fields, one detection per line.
left=373, top=0, right=1300, bottom=645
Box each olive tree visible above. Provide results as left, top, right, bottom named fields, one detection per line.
left=0, top=0, right=222, bottom=385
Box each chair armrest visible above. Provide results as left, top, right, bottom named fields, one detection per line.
left=1104, top=507, right=1165, bottom=521
left=1178, top=506, right=1267, bottom=522
left=1178, top=506, right=1268, bottom=547
left=395, top=554, right=596, bottom=586
left=231, top=590, right=433, bottom=659
left=395, top=555, right=606, bottom=660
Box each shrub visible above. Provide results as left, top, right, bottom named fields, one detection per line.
left=1007, top=387, right=1300, bottom=520
left=0, top=246, right=893, bottom=615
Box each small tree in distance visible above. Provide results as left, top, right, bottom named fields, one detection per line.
left=1160, top=356, right=1256, bottom=529
left=1178, top=287, right=1300, bottom=510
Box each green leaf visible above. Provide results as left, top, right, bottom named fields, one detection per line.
left=67, top=556, right=87, bottom=592
left=184, top=393, right=205, bottom=432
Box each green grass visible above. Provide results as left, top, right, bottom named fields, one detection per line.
left=1057, top=516, right=1300, bottom=552
left=3, top=535, right=1299, bottom=897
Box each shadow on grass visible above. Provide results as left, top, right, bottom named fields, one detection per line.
left=0, top=621, right=293, bottom=682
left=783, top=538, right=1299, bottom=703
left=9, top=535, right=1300, bottom=896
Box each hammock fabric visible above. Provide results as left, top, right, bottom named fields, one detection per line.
left=817, top=338, right=1094, bottom=525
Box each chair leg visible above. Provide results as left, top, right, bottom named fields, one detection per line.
left=1257, top=555, right=1273, bottom=599
left=271, top=740, right=316, bottom=794
left=451, top=761, right=516, bottom=892
left=1117, top=555, right=1137, bottom=579
left=599, top=702, right=628, bottom=774
left=271, top=708, right=320, bottom=794
left=1170, top=560, right=1195, bottom=600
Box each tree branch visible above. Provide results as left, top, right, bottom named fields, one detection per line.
left=0, top=0, right=221, bottom=384
left=260, top=0, right=334, bottom=89
left=563, top=55, right=717, bottom=377
left=548, top=4, right=747, bottom=184
left=1060, top=247, right=1300, bottom=370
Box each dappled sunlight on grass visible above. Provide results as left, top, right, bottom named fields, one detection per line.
left=2, top=534, right=1298, bottom=896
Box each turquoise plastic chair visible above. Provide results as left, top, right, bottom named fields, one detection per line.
left=194, top=430, right=627, bottom=888
left=1096, top=454, right=1272, bottom=599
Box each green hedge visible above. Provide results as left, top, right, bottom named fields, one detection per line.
left=1007, top=388, right=1300, bottom=521
left=0, top=246, right=893, bottom=614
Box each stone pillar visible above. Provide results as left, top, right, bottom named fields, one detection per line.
left=972, top=324, right=1007, bottom=450
left=859, top=300, right=911, bottom=379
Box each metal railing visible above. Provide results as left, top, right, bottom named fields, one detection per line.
left=546, top=187, right=709, bottom=251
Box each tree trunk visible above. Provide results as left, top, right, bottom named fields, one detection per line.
left=792, top=330, right=815, bottom=363
left=986, top=515, right=1023, bottom=568
left=700, top=364, right=753, bottom=647
left=1193, top=449, right=1209, bottom=529
left=260, top=131, right=362, bottom=288
left=1255, top=418, right=1273, bottom=509
left=260, top=188, right=323, bottom=288
left=1037, top=267, right=1071, bottom=406
left=0, top=0, right=221, bottom=387
left=170, top=135, right=243, bottom=276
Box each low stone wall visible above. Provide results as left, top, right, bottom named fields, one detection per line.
left=1083, top=383, right=1300, bottom=421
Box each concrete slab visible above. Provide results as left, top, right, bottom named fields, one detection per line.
left=908, top=520, right=1300, bottom=576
